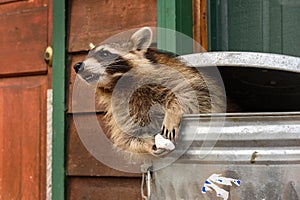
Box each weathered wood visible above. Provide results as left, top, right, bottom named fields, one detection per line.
left=67, top=114, right=140, bottom=177
left=0, top=76, right=47, bottom=200
left=68, top=0, right=157, bottom=52
left=68, top=177, right=143, bottom=200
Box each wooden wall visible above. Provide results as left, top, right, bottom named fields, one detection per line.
left=67, top=0, right=156, bottom=199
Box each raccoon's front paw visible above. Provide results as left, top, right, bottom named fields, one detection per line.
left=161, top=109, right=182, bottom=142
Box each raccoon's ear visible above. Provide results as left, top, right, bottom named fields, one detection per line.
left=130, top=27, right=152, bottom=51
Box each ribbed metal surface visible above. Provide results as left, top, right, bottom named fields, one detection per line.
left=151, top=53, right=300, bottom=200
left=179, top=112, right=300, bottom=164
left=152, top=113, right=300, bottom=200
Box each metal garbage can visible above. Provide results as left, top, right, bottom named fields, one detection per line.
left=149, top=52, right=300, bottom=200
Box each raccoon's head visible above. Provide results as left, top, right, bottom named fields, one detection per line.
left=73, top=27, right=153, bottom=89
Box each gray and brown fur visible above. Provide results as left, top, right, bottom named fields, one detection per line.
left=73, top=27, right=226, bottom=156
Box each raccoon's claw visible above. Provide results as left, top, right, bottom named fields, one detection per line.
left=161, top=125, right=178, bottom=142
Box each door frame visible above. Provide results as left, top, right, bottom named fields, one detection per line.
left=52, top=0, right=66, bottom=199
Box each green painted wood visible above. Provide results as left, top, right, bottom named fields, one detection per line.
left=265, top=0, right=282, bottom=54
left=52, top=0, right=66, bottom=199
left=207, top=0, right=229, bottom=51
left=157, top=0, right=176, bottom=53
left=228, top=0, right=263, bottom=51
left=282, top=3, right=300, bottom=57
left=157, top=0, right=193, bottom=55
left=207, top=0, right=217, bottom=51
left=176, top=0, right=193, bottom=55
left=208, top=0, right=300, bottom=57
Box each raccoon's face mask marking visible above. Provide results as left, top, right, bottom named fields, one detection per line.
left=93, top=49, right=119, bottom=62
left=73, top=27, right=153, bottom=88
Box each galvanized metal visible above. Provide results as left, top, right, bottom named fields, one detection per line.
left=180, top=112, right=300, bottom=163
left=152, top=112, right=300, bottom=200
left=151, top=52, right=300, bottom=200
left=182, top=52, right=300, bottom=73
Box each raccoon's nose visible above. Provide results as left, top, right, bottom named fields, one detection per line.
left=73, top=62, right=84, bottom=73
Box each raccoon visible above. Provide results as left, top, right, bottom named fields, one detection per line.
left=73, top=27, right=226, bottom=156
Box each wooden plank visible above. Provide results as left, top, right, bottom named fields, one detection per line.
left=68, top=0, right=157, bottom=52
left=0, top=8, right=48, bottom=76
left=67, top=114, right=140, bottom=177
left=199, top=0, right=208, bottom=51
left=0, top=76, right=47, bottom=199
left=68, top=177, right=142, bottom=200
left=193, top=0, right=208, bottom=52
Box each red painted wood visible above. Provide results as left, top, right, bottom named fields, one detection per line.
left=0, top=0, right=47, bottom=12
left=0, top=0, right=49, bottom=199
left=0, top=76, right=47, bottom=199
left=0, top=9, right=48, bottom=76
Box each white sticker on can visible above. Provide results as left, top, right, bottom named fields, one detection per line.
left=201, top=174, right=241, bottom=200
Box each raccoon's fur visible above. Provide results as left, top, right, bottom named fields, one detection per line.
left=73, top=27, right=226, bottom=156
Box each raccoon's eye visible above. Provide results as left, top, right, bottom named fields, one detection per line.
left=98, top=50, right=117, bottom=60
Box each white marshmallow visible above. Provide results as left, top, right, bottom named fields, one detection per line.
left=155, top=134, right=175, bottom=151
